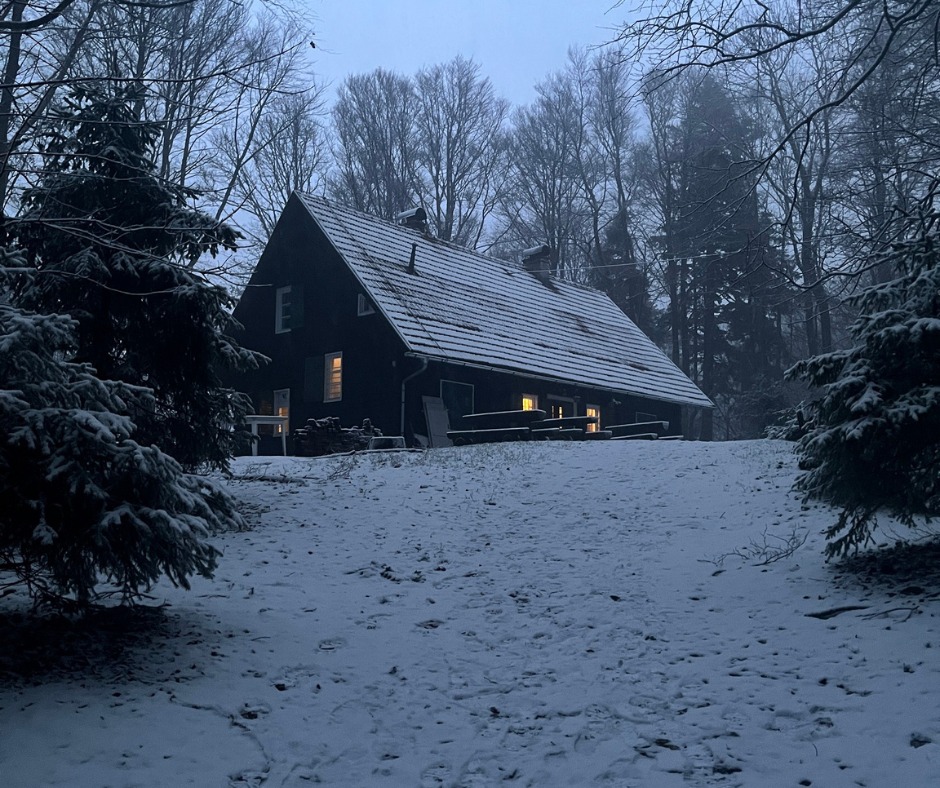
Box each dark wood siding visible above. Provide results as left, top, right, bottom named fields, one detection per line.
left=233, top=194, right=689, bottom=451
left=232, top=194, right=407, bottom=441
left=400, top=360, right=683, bottom=441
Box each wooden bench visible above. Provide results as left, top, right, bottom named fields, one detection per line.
left=606, top=421, right=670, bottom=438
left=446, top=426, right=532, bottom=446
left=553, top=428, right=585, bottom=440
left=611, top=432, right=659, bottom=441
left=529, top=427, right=562, bottom=439
left=460, top=409, right=546, bottom=430
left=448, top=411, right=618, bottom=445
left=529, top=415, right=598, bottom=430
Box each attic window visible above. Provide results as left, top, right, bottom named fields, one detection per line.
left=275, top=286, right=292, bottom=334
left=357, top=293, right=375, bottom=316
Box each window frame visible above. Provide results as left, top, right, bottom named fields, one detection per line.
left=521, top=393, right=539, bottom=411
left=274, top=285, right=292, bottom=334
left=273, top=388, right=290, bottom=435
left=357, top=293, right=375, bottom=316
left=585, top=404, right=601, bottom=433
left=324, top=352, right=343, bottom=402
left=547, top=395, right=575, bottom=419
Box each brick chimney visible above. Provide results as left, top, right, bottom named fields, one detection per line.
left=396, top=207, right=428, bottom=234
left=522, top=244, right=551, bottom=283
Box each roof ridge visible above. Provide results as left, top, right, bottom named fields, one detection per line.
left=297, top=192, right=609, bottom=296
left=301, top=194, right=452, bottom=359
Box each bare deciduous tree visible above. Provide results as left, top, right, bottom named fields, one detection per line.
left=208, top=12, right=313, bottom=227
left=0, top=0, right=102, bottom=209
left=413, top=56, right=508, bottom=246
left=4, top=0, right=320, bottom=264
left=749, top=31, right=840, bottom=355
left=230, top=90, right=328, bottom=248
left=617, top=0, right=939, bottom=154
left=328, top=69, right=419, bottom=219
left=498, top=64, right=591, bottom=280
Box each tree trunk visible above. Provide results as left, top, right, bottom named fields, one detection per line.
left=0, top=0, right=26, bottom=211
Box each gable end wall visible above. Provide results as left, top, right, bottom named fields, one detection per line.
left=232, top=194, right=407, bottom=441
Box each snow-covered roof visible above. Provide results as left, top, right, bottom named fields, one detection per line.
left=298, top=193, right=712, bottom=409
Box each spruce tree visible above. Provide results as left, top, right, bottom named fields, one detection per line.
left=13, top=85, right=261, bottom=471
left=1, top=249, right=236, bottom=606
left=789, top=183, right=940, bottom=556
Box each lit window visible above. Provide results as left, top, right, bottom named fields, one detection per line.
left=357, top=293, right=375, bottom=316
left=273, top=389, right=290, bottom=434
left=548, top=397, right=574, bottom=419
left=275, top=286, right=292, bottom=333
left=586, top=405, right=600, bottom=433
left=324, top=352, right=343, bottom=402
left=521, top=394, right=538, bottom=411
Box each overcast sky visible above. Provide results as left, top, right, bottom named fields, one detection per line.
left=309, top=1, right=630, bottom=107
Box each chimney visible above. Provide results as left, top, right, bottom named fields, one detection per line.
left=522, top=243, right=552, bottom=283
left=395, top=206, right=428, bottom=234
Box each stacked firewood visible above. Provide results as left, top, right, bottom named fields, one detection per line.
left=294, top=417, right=383, bottom=456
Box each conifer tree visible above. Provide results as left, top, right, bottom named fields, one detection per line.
left=1, top=249, right=235, bottom=606
left=13, top=85, right=261, bottom=471
left=789, top=183, right=940, bottom=556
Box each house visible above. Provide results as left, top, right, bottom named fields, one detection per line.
left=231, top=193, right=712, bottom=451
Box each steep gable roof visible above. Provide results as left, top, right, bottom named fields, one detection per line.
left=297, top=193, right=712, bottom=409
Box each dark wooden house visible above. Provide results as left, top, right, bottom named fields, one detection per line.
left=232, top=193, right=712, bottom=451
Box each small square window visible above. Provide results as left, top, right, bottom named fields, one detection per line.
left=521, top=394, right=539, bottom=411
left=357, top=293, right=375, bottom=316
left=324, top=352, right=343, bottom=402
left=275, top=286, right=292, bottom=334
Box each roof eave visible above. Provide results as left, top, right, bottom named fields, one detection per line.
left=403, top=352, right=715, bottom=409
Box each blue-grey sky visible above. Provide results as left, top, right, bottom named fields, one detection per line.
left=310, top=1, right=629, bottom=106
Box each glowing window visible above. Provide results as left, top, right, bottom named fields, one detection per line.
left=273, top=389, right=290, bottom=434
left=521, top=394, right=539, bottom=411
left=586, top=405, right=600, bottom=433
left=324, top=352, right=343, bottom=402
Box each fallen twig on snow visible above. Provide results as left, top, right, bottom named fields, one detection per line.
left=711, top=526, right=809, bottom=567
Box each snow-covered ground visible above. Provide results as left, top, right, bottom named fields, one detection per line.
left=2, top=440, right=938, bottom=787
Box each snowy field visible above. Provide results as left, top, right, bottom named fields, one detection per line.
left=1, top=439, right=938, bottom=787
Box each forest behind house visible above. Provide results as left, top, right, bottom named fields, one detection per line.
left=2, top=1, right=939, bottom=605
left=3, top=1, right=934, bottom=441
